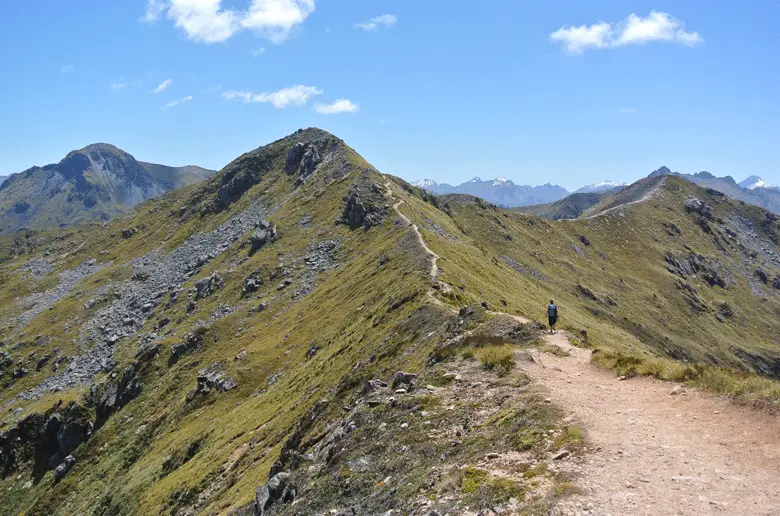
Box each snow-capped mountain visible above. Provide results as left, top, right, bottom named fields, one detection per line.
left=574, top=181, right=628, bottom=194
left=410, top=177, right=568, bottom=207
left=739, top=176, right=778, bottom=191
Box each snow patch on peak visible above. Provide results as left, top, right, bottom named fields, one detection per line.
left=575, top=181, right=627, bottom=194
left=411, top=179, right=438, bottom=188
left=739, top=176, right=778, bottom=190
left=492, top=177, right=512, bottom=186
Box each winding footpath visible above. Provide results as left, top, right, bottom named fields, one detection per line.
left=386, top=180, right=780, bottom=515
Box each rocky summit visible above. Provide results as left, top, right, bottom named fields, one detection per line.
left=1, top=128, right=780, bottom=515
left=0, top=143, right=215, bottom=234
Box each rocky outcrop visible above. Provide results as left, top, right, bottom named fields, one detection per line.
left=0, top=402, right=92, bottom=478
left=341, top=174, right=387, bottom=230
left=169, top=328, right=207, bottom=366
left=664, top=251, right=732, bottom=288
left=285, top=142, right=321, bottom=183
left=249, top=221, right=277, bottom=255
left=685, top=197, right=713, bottom=220
left=91, top=366, right=142, bottom=423
left=187, top=363, right=237, bottom=400
left=195, top=272, right=223, bottom=299
left=255, top=472, right=294, bottom=515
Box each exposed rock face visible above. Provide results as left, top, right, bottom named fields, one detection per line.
left=92, top=366, right=142, bottom=422
left=255, top=472, right=294, bottom=515
left=285, top=143, right=307, bottom=174
left=684, top=197, right=714, bottom=220
left=664, top=251, right=732, bottom=288
left=285, top=142, right=321, bottom=182
left=342, top=174, right=387, bottom=230
left=0, top=402, right=92, bottom=477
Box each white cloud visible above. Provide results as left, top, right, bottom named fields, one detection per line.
left=550, top=11, right=703, bottom=54
left=223, top=85, right=322, bottom=108
left=60, top=65, right=75, bottom=74
left=163, top=95, right=193, bottom=109
left=110, top=82, right=128, bottom=92
left=250, top=47, right=266, bottom=56
left=355, top=14, right=397, bottom=31
left=314, top=99, right=359, bottom=115
left=142, top=0, right=315, bottom=44
left=142, top=0, right=167, bottom=23
left=153, top=78, right=173, bottom=93
left=241, top=0, right=316, bottom=44
left=619, top=108, right=637, bottom=114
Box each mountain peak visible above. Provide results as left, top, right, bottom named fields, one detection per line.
left=649, top=166, right=673, bottom=177
left=739, top=175, right=777, bottom=190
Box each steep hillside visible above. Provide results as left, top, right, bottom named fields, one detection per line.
left=511, top=192, right=609, bottom=220
left=2, top=129, right=780, bottom=515
left=0, top=144, right=214, bottom=234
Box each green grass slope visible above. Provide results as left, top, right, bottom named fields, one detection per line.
left=1, top=129, right=780, bottom=515
left=512, top=192, right=609, bottom=220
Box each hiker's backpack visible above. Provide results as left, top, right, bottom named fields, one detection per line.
left=548, top=304, right=557, bottom=318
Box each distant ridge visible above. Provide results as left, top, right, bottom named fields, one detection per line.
left=0, top=144, right=215, bottom=234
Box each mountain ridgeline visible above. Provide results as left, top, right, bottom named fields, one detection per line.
left=0, top=144, right=215, bottom=234
left=1, top=129, right=779, bottom=515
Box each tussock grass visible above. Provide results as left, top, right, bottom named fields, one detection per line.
left=476, top=345, right=515, bottom=376
left=593, top=349, right=780, bottom=408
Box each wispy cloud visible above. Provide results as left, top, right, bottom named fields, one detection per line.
left=550, top=11, right=703, bottom=54
left=141, top=0, right=166, bottom=23
left=619, top=108, right=637, bottom=114
left=205, top=85, right=222, bottom=92
left=60, top=64, right=75, bottom=74
left=223, top=85, right=322, bottom=108
left=110, top=82, right=128, bottom=92
left=355, top=14, right=397, bottom=31
left=153, top=78, right=173, bottom=93
left=250, top=47, right=266, bottom=56
left=142, top=0, right=316, bottom=44
left=314, top=98, right=359, bottom=115
left=163, top=95, right=193, bottom=110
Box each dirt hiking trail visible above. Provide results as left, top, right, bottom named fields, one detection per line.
left=526, top=333, right=780, bottom=516
left=385, top=180, right=780, bottom=515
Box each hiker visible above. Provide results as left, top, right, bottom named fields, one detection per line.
left=547, top=300, right=558, bottom=334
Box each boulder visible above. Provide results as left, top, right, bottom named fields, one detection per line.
left=196, top=363, right=238, bottom=394
left=243, top=277, right=261, bottom=295
left=195, top=273, right=223, bottom=299
left=255, top=472, right=293, bottom=515
left=250, top=227, right=277, bottom=255
left=53, top=455, right=76, bottom=482
left=391, top=371, right=417, bottom=390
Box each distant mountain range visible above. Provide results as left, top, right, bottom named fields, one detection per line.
left=412, top=169, right=779, bottom=213
left=0, top=144, right=215, bottom=234
left=411, top=177, right=625, bottom=207
left=0, top=176, right=7, bottom=187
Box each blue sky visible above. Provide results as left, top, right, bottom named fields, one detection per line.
left=1, top=1, right=779, bottom=190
